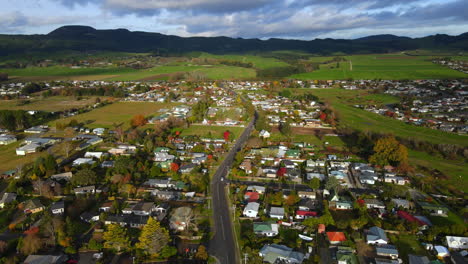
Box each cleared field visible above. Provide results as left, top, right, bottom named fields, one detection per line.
left=0, top=96, right=108, bottom=112
left=179, top=125, right=244, bottom=138
left=50, top=101, right=179, bottom=129
left=307, top=88, right=467, bottom=146
left=291, top=54, right=467, bottom=80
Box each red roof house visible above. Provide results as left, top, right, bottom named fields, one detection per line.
left=327, top=232, right=347, bottom=244
left=244, top=192, right=260, bottom=202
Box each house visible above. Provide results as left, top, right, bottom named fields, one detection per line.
left=72, top=158, right=95, bottom=166
left=80, top=212, right=99, bottom=223
left=374, top=258, right=399, bottom=264
left=243, top=202, right=260, bottom=218
left=446, top=236, right=468, bottom=250
left=418, top=201, right=449, bottom=216
left=336, top=247, right=359, bottom=264
left=253, top=222, right=279, bottom=237
left=239, top=159, right=253, bottom=174
left=169, top=207, right=192, bottom=231
left=330, top=200, right=353, bottom=210
left=259, top=244, right=304, bottom=264
left=16, top=143, right=40, bottom=155
left=366, top=226, right=388, bottom=245
left=0, top=134, right=16, bottom=145
left=101, top=160, right=115, bottom=168
left=246, top=185, right=266, bottom=194
left=92, top=128, right=105, bottom=136
left=0, top=192, right=17, bottom=208
left=306, top=173, right=325, bottom=181
left=84, top=151, right=104, bottom=159
left=99, top=201, right=113, bottom=212
left=1, top=170, right=16, bottom=179
left=295, top=210, right=317, bottom=220
left=124, top=202, right=155, bottom=216
left=73, top=185, right=96, bottom=194
left=262, top=167, right=278, bottom=178
left=244, top=192, right=260, bottom=203
left=298, top=191, right=316, bottom=199
left=434, top=246, right=450, bottom=258
left=23, top=199, right=44, bottom=214
left=51, top=172, right=73, bottom=181
left=269, top=207, right=285, bottom=219
left=144, top=178, right=175, bottom=189
left=408, top=255, right=430, bottom=264
left=327, top=232, right=347, bottom=244
left=363, top=199, right=386, bottom=209
left=397, top=211, right=430, bottom=227
left=23, top=254, right=67, bottom=264
left=152, top=190, right=180, bottom=200
left=259, top=130, right=271, bottom=138
left=391, top=198, right=411, bottom=209
left=51, top=200, right=65, bottom=215
left=24, top=126, right=48, bottom=134
left=376, top=245, right=399, bottom=259
left=179, top=163, right=196, bottom=173
left=154, top=151, right=175, bottom=162
left=298, top=198, right=318, bottom=211
left=285, top=149, right=300, bottom=159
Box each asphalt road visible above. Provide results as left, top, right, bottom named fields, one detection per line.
left=208, top=108, right=256, bottom=264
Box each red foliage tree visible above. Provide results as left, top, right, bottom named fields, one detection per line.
left=277, top=167, right=287, bottom=177
left=223, top=130, right=230, bottom=142
left=319, top=112, right=327, bottom=121
left=170, top=163, right=179, bottom=172
left=130, top=114, right=147, bottom=127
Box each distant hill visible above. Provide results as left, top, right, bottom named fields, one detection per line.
left=0, top=25, right=467, bottom=56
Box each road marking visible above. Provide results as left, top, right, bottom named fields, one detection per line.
left=220, top=216, right=226, bottom=240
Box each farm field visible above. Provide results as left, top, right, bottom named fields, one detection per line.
left=0, top=96, right=108, bottom=112
left=196, top=53, right=290, bottom=69
left=306, top=88, right=467, bottom=146
left=291, top=54, right=467, bottom=80
left=50, top=101, right=179, bottom=129
left=0, top=141, right=46, bottom=173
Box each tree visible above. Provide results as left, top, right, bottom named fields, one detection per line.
left=195, top=245, right=209, bottom=260
left=284, top=192, right=300, bottom=206
left=130, top=114, right=147, bottom=127
left=309, top=177, right=320, bottom=190
left=103, top=224, right=130, bottom=252
left=279, top=121, right=291, bottom=137
left=223, top=130, right=231, bottom=142
left=325, top=176, right=340, bottom=191
left=71, top=168, right=97, bottom=186
left=136, top=218, right=170, bottom=257
left=20, top=234, right=42, bottom=255
left=369, top=136, right=408, bottom=166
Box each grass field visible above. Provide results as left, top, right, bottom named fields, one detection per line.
left=0, top=96, right=108, bottom=112
left=50, top=101, right=179, bottom=129
left=3, top=66, right=137, bottom=77
left=409, top=150, right=468, bottom=193
left=306, top=88, right=467, bottom=146
left=179, top=125, right=245, bottom=138
left=291, top=54, right=467, bottom=80
left=389, top=234, right=428, bottom=261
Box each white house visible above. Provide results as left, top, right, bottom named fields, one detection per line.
left=259, top=130, right=271, bottom=138
left=269, top=207, right=285, bottom=219
left=243, top=202, right=260, bottom=218
left=253, top=222, right=279, bottom=237
left=72, top=158, right=95, bottom=167
left=446, top=236, right=468, bottom=250
left=51, top=200, right=65, bottom=215
left=84, top=152, right=104, bottom=159
left=16, top=143, right=40, bottom=156
left=366, top=226, right=388, bottom=245
left=0, top=134, right=17, bottom=145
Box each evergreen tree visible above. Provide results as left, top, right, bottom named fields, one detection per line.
left=136, top=217, right=170, bottom=257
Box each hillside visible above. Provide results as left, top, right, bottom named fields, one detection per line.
left=1, top=26, right=467, bottom=56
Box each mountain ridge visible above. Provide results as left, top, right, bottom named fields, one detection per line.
left=1, top=25, right=467, bottom=56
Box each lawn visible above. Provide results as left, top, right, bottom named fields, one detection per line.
left=179, top=125, right=245, bottom=138
left=389, top=234, right=428, bottom=261
left=0, top=96, right=108, bottom=112
left=0, top=141, right=47, bottom=173
left=291, top=54, right=467, bottom=80
left=50, top=101, right=179, bottom=129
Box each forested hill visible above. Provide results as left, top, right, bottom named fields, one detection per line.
left=1, top=25, right=468, bottom=56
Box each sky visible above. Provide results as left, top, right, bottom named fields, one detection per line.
left=0, top=0, right=467, bottom=40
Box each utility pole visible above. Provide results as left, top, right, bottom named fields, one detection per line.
left=244, top=253, right=248, bottom=264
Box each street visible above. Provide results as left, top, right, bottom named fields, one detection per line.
left=208, top=107, right=256, bottom=264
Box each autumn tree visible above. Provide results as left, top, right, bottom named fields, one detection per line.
left=195, top=245, right=209, bottom=260
left=71, top=168, right=97, bottom=186
left=284, top=192, right=300, bottom=206
left=103, top=224, right=130, bottom=252
left=136, top=217, right=170, bottom=257
left=130, top=114, right=147, bottom=127
left=20, top=234, right=42, bottom=255
left=369, top=136, right=408, bottom=166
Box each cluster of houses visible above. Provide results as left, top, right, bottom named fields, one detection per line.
left=433, top=59, right=468, bottom=74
